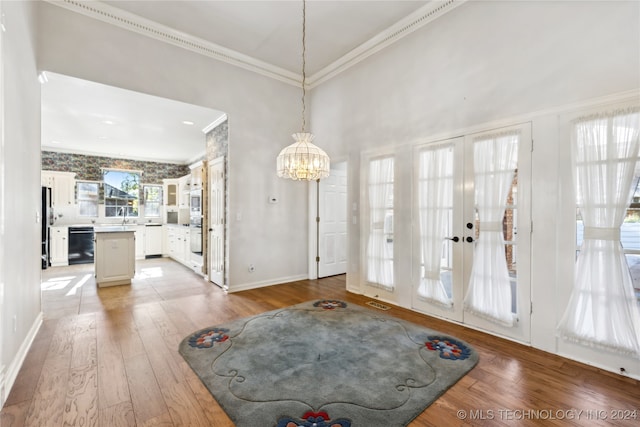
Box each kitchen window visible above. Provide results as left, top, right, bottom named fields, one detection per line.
left=144, top=185, right=163, bottom=218
left=103, top=169, right=140, bottom=218
left=77, top=181, right=99, bottom=217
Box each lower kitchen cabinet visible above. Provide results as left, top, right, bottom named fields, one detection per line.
left=50, top=226, right=69, bottom=266
left=144, top=224, right=163, bottom=256
left=133, top=225, right=145, bottom=259
left=163, top=225, right=198, bottom=273
left=94, top=230, right=135, bottom=287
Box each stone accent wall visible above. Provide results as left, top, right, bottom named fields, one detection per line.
left=41, top=151, right=190, bottom=183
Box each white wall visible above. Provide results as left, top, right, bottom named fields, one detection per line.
left=310, top=0, right=640, bottom=377
left=35, top=2, right=310, bottom=291
left=0, top=0, right=43, bottom=406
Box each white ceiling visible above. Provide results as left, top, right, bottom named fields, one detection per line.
left=41, top=0, right=433, bottom=164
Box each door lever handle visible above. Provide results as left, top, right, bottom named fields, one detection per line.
left=446, top=236, right=460, bottom=242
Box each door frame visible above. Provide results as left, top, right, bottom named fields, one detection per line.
left=410, top=123, right=532, bottom=344
left=208, top=156, right=225, bottom=288
left=308, top=160, right=348, bottom=280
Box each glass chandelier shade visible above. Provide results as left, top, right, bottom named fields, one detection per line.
left=277, top=132, right=330, bottom=181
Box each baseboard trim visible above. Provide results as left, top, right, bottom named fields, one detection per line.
left=228, top=274, right=308, bottom=293
left=0, top=311, right=43, bottom=409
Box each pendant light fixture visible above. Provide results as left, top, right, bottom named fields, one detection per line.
left=277, top=0, right=330, bottom=181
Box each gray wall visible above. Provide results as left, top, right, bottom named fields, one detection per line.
left=36, top=2, right=310, bottom=290
left=0, top=0, right=42, bottom=404
left=310, top=0, right=640, bottom=376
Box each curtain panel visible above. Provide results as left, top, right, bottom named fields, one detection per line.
left=417, top=145, right=454, bottom=307
left=463, top=131, right=519, bottom=327
left=366, top=156, right=394, bottom=290
left=558, top=107, right=640, bottom=357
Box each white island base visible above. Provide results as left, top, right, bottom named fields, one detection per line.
left=94, top=227, right=135, bottom=287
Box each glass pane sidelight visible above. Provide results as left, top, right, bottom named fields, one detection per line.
left=366, top=156, right=394, bottom=291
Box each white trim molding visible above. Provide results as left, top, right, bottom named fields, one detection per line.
left=308, top=0, right=466, bottom=88
left=44, top=0, right=466, bottom=88
left=0, top=312, right=43, bottom=409
left=202, top=114, right=228, bottom=135
left=44, top=0, right=301, bottom=87
left=228, top=274, right=309, bottom=293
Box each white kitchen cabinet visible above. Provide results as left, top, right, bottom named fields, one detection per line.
left=175, top=227, right=187, bottom=263
left=182, top=228, right=191, bottom=264
left=165, top=225, right=192, bottom=265
left=163, top=178, right=179, bottom=210
left=50, top=226, right=69, bottom=266
left=41, top=171, right=76, bottom=207
left=178, top=174, right=191, bottom=208
left=133, top=225, right=145, bottom=260
left=144, top=224, right=163, bottom=256
left=94, top=229, right=135, bottom=287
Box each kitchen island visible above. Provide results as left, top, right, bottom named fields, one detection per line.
left=94, top=226, right=135, bottom=287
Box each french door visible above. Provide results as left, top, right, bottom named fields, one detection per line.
left=412, top=123, right=532, bottom=343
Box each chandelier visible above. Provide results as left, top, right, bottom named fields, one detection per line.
left=277, top=0, right=330, bottom=181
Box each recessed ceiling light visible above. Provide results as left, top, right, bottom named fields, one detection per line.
left=103, top=120, right=114, bottom=125
left=182, top=120, right=195, bottom=126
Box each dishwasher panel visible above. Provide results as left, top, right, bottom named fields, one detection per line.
left=68, top=226, right=95, bottom=265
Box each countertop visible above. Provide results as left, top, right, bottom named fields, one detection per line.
left=94, top=226, right=137, bottom=233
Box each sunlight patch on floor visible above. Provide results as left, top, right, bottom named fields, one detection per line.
left=137, top=267, right=164, bottom=279
left=41, top=276, right=75, bottom=291
left=66, top=273, right=92, bottom=296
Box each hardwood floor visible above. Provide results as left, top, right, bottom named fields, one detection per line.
left=1, top=257, right=639, bottom=426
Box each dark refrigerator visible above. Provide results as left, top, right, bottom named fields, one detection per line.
left=41, top=186, right=52, bottom=269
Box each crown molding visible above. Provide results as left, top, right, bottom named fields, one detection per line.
left=44, top=0, right=301, bottom=87
left=44, top=0, right=465, bottom=89
left=202, top=114, right=228, bottom=134
left=307, top=0, right=466, bottom=88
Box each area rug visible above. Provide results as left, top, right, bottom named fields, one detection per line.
left=179, top=300, right=478, bottom=427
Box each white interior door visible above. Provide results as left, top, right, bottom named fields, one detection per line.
left=318, top=166, right=348, bottom=278
left=412, top=124, right=532, bottom=343
left=208, top=157, right=225, bottom=287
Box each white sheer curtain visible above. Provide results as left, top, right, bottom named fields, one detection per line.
left=366, top=156, right=394, bottom=290
left=558, top=107, right=640, bottom=357
left=464, top=131, right=519, bottom=327
left=417, top=145, right=453, bottom=307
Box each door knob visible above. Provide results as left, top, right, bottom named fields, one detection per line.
left=447, top=236, right=460, bottom=242
left=466, top=236, right=474, bottom=243
left=466, top=222, right=474, bottom=229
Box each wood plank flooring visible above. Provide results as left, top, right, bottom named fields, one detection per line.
left=1, top=257, right=639, bottom=426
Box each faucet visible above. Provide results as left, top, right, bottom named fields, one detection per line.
left=121, top=206, right=127, bottom=225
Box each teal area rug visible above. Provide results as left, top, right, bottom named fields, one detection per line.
left=179, top=300, right=478, bottom=427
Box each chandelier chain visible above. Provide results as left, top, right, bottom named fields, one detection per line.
left=301, top=0, right=307, bottom=132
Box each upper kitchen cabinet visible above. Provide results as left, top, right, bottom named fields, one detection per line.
left=178, top=174, right=191, bottom=208
left=189, top=161, right=203, bottom=189
left=41, top=171, right=76, bottom=207
left=163, top=178, right=179, bottom=211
